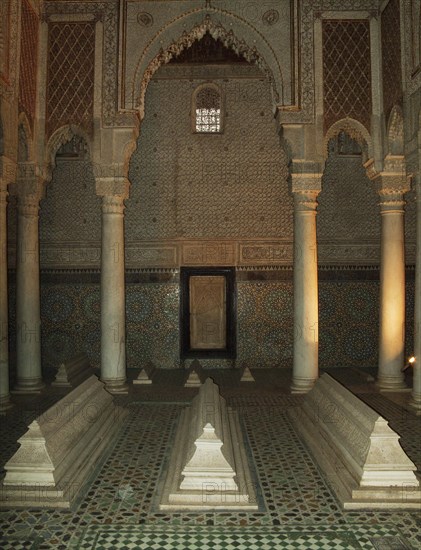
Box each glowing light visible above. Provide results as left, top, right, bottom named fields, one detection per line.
left=408, top=356, right=415, bottom=364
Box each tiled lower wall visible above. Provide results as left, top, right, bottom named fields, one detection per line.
left=7, top=273, right=416, bottom=371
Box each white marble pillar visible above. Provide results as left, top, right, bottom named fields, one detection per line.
left=291, top=190, right=320, bottom=393
left=377, top=188, right=407, bottom=390
left=14, top=191, right=44, bottom=392
left=100, top=194, right=128, bottom=393
left=410, top=175, right=421, bottom=413
left=0, top=186, right=13, bottom=410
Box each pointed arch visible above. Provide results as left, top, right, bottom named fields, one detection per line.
left=386, top=105, right=404, bottom=156
left=44, top=124, right=91, bottom=182
left=324, top=118, right=373, bottom=162
left=131, top=12, right=283, bottom=119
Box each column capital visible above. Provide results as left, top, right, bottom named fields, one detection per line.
left=367, top=155, right=411, bottom=195
left=0, top=156, right=17, bottom=188
left=378, top=188, right=406, bottom=212
left=101, top=194, right=125, bottom=215
left=290, top=160, right=323, bottom=195
left=9, top=162, right=45, bottom=203
left=95, top=177, right=130, bottom=199
left=293, top=191, right=320, bottom=212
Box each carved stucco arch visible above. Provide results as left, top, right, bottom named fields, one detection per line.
left=44, top=124, right=91, bottom=182
left=324, top=118, right=373, bottom=163
left=386, top=105, right=404, bottom=156
left=132, top=11, right=283, bottom=119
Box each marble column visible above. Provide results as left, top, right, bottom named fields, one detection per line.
left=377, top=183, right=407, bottom=390
left=410, top=174, right=421, bottom=413
left=0, top=185, right=13, bottom=410
left=291, top=187, right=321, bottom=393
left=14, top=190, right=44, bottom=392
left=100, top=194, right=128, bottom=393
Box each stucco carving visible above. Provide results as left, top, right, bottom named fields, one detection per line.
left=133, top=14, right=281, bottom=119
left=324, top=118, right=372, bottom=161
left=387, top=105, right=404, bottom=156
left=96, top=177, right=130, bottom=199
left=44, top=125, right=91, bottom=182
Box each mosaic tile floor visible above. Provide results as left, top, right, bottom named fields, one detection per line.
left=0, top=368, right=420, bottom=550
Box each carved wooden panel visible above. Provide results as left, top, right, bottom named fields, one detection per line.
left=323, top=19, right=371, bottom=132
left=381, top=0, right=402, bottom=119
left=19, top=0, right=38, bottom=130
left=46, top=22, right=95, bottom=137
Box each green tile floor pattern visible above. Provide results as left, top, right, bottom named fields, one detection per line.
left=0, top=369, right=420, bottom=549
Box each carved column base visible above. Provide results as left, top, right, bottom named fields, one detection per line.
left=101, top=378, right=129, bottom=395
left=376, top=374, right=409, bottom=392
left=408, top=395, right=421, bottom=416
left=13, top=377, right=45, bottom=394
left=0, top=395, right=14, bottom=412
left=291, top=375, right=317, bottom=394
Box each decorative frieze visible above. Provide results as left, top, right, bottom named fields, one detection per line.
left=126, top=245, right=177, bottom=268
left=182, top=242, right=235, bottom=266
left=240, top=243, right=292, bottom=264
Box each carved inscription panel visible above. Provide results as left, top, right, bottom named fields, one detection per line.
left=189, top=275, right=226, bottom=350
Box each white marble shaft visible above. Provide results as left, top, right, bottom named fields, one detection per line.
left=52, top=353, right=92, bottom=387
left=160, top=377, right=257, bottom=510
left=291, top=191, right=319, bottom=393
left=410, top=175, right=421, bottom=413
left=15, top=195, right=44, bottom=393
left=289, top=374, right=421, bottom=509
left=100, top=195, right=128, bottom=393
left=378, top=193, right=407, bottom=390
left=0, top=376, right=128, bottom=508
left=0, top=187, right=12, bottom=411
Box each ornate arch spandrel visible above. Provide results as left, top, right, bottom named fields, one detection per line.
left=386, top=105, right=404, bottom=156
left=17, top=112, right=34, bottom=163
left=132, top=12, right=282, bottom=120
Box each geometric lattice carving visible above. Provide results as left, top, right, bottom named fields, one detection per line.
left=46, top=22, right=95, bottom=137
left=381, top=0, right=402, bottom=120
left=126, top=76, right=291, bottom=240
left=323, top=20, right=372, bottom=133
left=19, top=0, right=38, bottom=131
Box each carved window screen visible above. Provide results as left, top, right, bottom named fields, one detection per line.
left=195, top=86, right=221, bottom=133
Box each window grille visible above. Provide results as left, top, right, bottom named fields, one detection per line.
left=195, top=86, right=221, bottom=133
